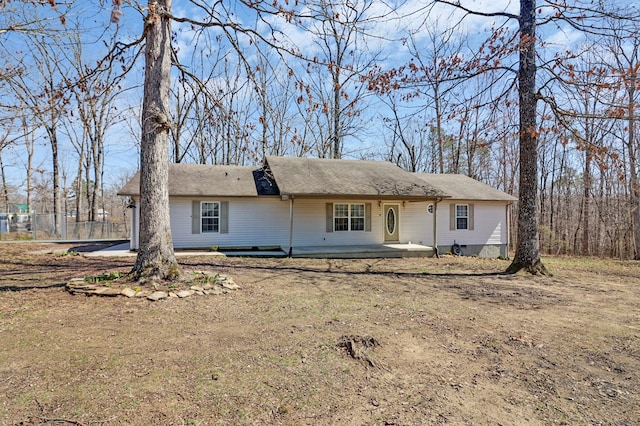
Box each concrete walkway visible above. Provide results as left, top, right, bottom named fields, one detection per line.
left=84, top=243, right=227, bottom=257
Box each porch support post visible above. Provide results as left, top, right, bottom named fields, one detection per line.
left=134, top=201, right=139, bottom=251
left=128, top=199, right=138, bottom=251
left=288, top=197, right=294, bottom=257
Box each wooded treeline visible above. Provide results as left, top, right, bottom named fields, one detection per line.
left=0, top=1, right=639, bottom=258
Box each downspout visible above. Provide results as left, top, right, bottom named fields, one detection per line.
left=288, top=197, right=294, bottom=257
left=506, top=202, right=512, bottom=260
left=433, top=198, right=442, bottom=258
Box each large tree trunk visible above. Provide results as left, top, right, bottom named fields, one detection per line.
left=132, top=0, right=180, bottom=281
left=628, top=114, right=640, bottom=260
left=626, top=74, right=640, bottom=260
left=506, top=0, right=551, bottom=275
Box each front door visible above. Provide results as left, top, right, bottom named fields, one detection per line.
left=383, top=204, right=399, bottom=242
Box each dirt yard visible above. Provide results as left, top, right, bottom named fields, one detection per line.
left=1, top=243, right=639, bottom=425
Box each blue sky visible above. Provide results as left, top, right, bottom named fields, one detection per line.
left=1, top=0, right=633, bottom=195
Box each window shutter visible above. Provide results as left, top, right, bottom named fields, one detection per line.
left=192, top=201, right=201, bottom=234
left=326, top=203, right=333, bottom=232
left=220, top=201, right=229, bottom=234
left=365, top=203, right=372, bottom=232
left=449, top=204, right=455, bottom=231
left=468, top=204, right=474, bottom=231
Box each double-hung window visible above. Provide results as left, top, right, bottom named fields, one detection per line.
left=334, top=203, right=365, bottom=232
left=201, top=201, right=220, bottom=233
left=455, top=204, right=468, bottom=230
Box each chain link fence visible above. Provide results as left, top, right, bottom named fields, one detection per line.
left=0, top=213, right=128, bottom=241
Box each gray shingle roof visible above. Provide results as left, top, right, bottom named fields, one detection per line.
left=416, top=173, right=517, bottom=201
left=265, top=156, right=446, bottom=198
left=117, top=158, right=515, bottom=202
left=117, top=163, right=267, bottom=197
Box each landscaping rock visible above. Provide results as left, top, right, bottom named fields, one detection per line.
left=121, top=288, right=137, bottom=298
left=66, top=271, right=238, bottom=301
left=94, top=287, right=122, bottom=296
left=220, top=276, right=239, bottom=290
left=177, top=290, right=195, bottom=298
left=147, top=291, right=168, bottom=301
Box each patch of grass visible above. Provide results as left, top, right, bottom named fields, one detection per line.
left=83, top=271, right=122, bottom=283
left=188, top=271, right=220, bottom=286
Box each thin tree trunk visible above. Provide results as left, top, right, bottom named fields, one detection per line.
left=22, top=117, right=33, bottom=215
left=0, top=154, right=8, bottom=214
left=581, top=149, right=592, bottom=255
left=434, top=83, right=445, bottom=173
left=48, top=126, right=61, bottom=236
left=91, top=129, right=103, bottom=223
left=332, top=65, right=341, bottom=159
left=75, top=132, right=85, bottom=223
left=85, top=150, right=92, bottom=221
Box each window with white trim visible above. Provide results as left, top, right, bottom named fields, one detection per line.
left=334, top=203, right=365, bottom=231
left=455, top=204, right=468, bottom=230
left=201, top=201, right=220, bottom=233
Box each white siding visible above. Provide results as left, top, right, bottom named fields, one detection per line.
left=291, top=199, right=434, bottom=247
left=399, top=201, right=433, bottom=245
left=291, top=199, right=379, bottom=246
left=437, top=201, right=508, bottom=246
left=129, top=196, right=438, bottom=250
left=170, top=197, right=289, bottom=249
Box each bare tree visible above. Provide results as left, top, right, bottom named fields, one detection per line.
left=3, top=35, right=69, bottom=236
left=131, top=0, right=179, bottom=280
left=603, top=24, right=640, bottom=259
left=116, top=0, right=348, bottom=280
left=381, top=92, right=433, bottom=172
left=554, top=51, right=617, bottom=255
left=60, top=25, right=127, bottom=222
left=303, top=0, right=381, bottom=158
left=421, top=0, right=640, bottom=272
left=252, top=52, right=300, bottom=158
left=501, top=0, right=548, bottom=273
left=0, top=123, right=14, bottom=213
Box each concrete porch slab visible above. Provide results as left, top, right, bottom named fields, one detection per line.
left=291, top=243, right=434, bottom=258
